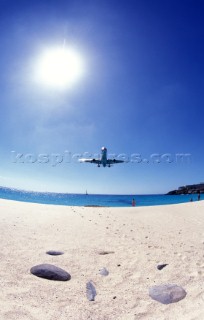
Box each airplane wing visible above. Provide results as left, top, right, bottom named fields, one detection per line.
left=79, top=158, right=101, bottom=165
left=107, top=159, right=124, bottom=164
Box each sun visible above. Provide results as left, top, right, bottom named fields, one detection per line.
left=35, top=47, right=84, bottom=89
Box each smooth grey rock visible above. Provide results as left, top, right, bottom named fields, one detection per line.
left=99, top=267, right=109, bottom=276
left=149, top=284, right=187, bottom=304
left=46, top=250, right=64, bottom=256
left=86, top=281, right=97, bottom=301
left=30, top=264, right=71, bottom=281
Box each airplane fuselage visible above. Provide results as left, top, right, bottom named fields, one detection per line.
left=101, top=147, right=107, bottom=167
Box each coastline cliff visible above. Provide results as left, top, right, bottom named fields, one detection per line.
left=166, top=183, right=204, bottom=195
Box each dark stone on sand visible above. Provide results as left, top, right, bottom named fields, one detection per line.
left=46, top=250, right=64, bottom=256
left=98, top=250, right=115, bottom=255
left=30, top=264, right=71, bottom=281
left=99, top=267, right=109, bottom=276
left=157, top=264, right=168, bottom=270
left=86, top=281, right=97, bottom=301
left=149, top=284, right=187, bottom=304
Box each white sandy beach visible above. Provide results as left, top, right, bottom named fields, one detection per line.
left=0, top=198, right=204, bottom=320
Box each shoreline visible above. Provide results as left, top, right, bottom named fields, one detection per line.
left=0, top=195, right=203, bottom=208
left=0, top=198, right=204, bottom=319
left=0, top=194, right=202, bottom=208
left=1, top=186, right=203, bottom=208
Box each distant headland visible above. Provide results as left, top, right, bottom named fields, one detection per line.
left=166, top=183, right=204, bottom=195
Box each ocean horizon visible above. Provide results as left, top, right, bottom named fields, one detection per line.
left=0, top=186, right=202, bottom=207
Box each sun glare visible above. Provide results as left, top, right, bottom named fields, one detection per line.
left=35, top=47, right=84, bottom=89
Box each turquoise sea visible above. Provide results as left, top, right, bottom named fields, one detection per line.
left=0, top=186, right=202, bottom=207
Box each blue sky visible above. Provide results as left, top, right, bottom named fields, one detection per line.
left=0, top=0, right=203, bottom=194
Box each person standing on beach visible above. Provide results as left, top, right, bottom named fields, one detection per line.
left=198, top=192, right=201, bottom=201
left=132, top=198, right=136, bottom=206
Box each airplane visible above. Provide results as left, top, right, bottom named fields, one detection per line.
left=79, top=147, right=125, bottom=167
